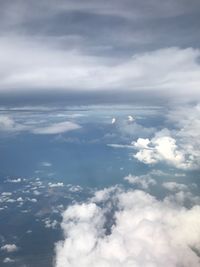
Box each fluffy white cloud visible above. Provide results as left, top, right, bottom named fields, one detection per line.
left=133, top=132, right=186, bottom=168
left=133, top=128, right=194, bottom=169
left=167, top=104, right=200, bottom=169
left=43, top=218, right=58, bottom=229
left=3, top=257, right=15, bottom=263
left=48, top=182, right=64, bottom=188
left=162, top=182, right=187, bottom=192
left=1, top=244, right=18, bottom=253
left=54, top=188, right=200, bottom=267
left=124, top=174, right=156, bottom=189
left=133, top=104, right=200, bottom=170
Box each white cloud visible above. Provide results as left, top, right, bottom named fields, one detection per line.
left=162, top=182, right=187, bottom=192
left=55, top=188, right=200, bottom=267
left=68, top=185, right=83, bottom=193
left=133, top=104, right=200, bottom=170
left=124, top=174, right=156, bottom=189
left=133, top=130, right=190, bottom=169
left=111, top=118, right=116, bottom=124
left=127, top=115, right=134, bottom=122
left=107, top=144, right=133, bottom=149
left=0, top=114, right=81, bottom=135
left=6, top=199, right=16, bottom=203
left=41, top=161, right=52, bottom=167
left=48, top=182, right=64, bottom=188
left=6, top=178, right=21, bottom=183
left=167, top=104, right=200, bottom=169
left=1, top=244, right=18, bottom=253
left=164, top=191, right=200, bottom=206
left=0, top=39, right=200, bottom=101
left=2, top=192, right=12, bottom=196
left=31, top=121, right=81, bottom=135
left=17, top=197, right=23, bottom=202
left=43, top=218, right=58, bottom=229
left=0, top=115, right=28, bottom=133
left=3, top=257, right=15, bottom=263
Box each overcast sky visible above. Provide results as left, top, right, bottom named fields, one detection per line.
left=1, top=0, right=200, bottom=105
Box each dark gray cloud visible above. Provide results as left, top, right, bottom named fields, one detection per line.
left=0, top=0, right=200, bottom=104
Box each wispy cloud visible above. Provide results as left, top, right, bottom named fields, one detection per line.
left=0, top=114, right=81, bottom=135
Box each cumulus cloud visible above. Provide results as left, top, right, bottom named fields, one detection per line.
left=43, top=218, right=58, bottom=229
left=133, top=104, right=200, bottom=170
left=133, top=129, right=194, bottom=169
left=55, top=187, right=200, bottom=267
left=167, top=104, right=200, bottom=168
left=3, top=257, right=15, bottom=263
left=48, top=182, right=64, bottom=188
left=1, top=244, right=18, bottom=253
left=124, top=174, right=156, bottom=189
left=162, top=182, right=188, bottom=192
left=133, top=130, right=187, bottom=168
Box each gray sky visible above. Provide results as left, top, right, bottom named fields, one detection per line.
left=1, top=0, right=200, bottom=104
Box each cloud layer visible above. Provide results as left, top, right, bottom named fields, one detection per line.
left=0, top=42, right=200, bottom=101
left=0, top=115, right=81, bottom=135
left=0, top=1, right=200, bottom=103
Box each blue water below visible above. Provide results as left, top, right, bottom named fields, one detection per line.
left=0, top=106, right=199, bottom=266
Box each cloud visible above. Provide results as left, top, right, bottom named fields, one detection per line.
left=68, top=185, right=82, bottom=193
left=1, top=244, right=18, bottom=253
left=0, top=115, right=28, bottom=133
left=48, top=182, right=64, bottom=188
left=124, top=174, right=156, bottom=189
left=3, top=257, right=15, bottom=263
left=133, top=129, right=192, bottom=169
left=41, top=161, right=52, bottom=167
left=167, top=104, right=200, bottom=168
left=133, top=104, right=200, bottom=170
left=0, top=114, right=81, bottom=135
left=43, top=218, right=58, bottom=229
left=6, top=178, right=22, bottom=183
left=54, top=187, right=200, bottom=267
left=107, top=144, right=133, bottom=149
left=31, top=121, right=81, bottom=134
left=2, top=192, right=12, bottom=196
left=0, top=39, right=200, bottom=102
left=162, top=182, right=188, bottom=192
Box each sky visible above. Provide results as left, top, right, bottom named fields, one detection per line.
left=0, top=0, right=200, bottom=105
